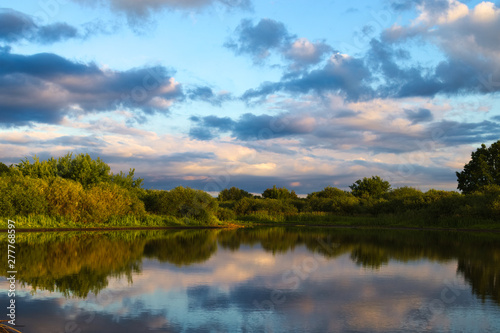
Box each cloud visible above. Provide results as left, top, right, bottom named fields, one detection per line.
left=231, top=3, right=500, bottom=102
left=284, top=38, right=333, bottom=69
left=187, top=86, right=232, bottom=106
left=0, top=48, right=183, bottom=126
left=71, top=0, right=251, bottom=24
left=242, top=53, right=373, bottom=101
left=225, top=18, right=292, bottom=63
left=189, top=113, right=317, bottom=141
left=0, top=8, right=92, bottom=44
left=226, top=18, right=334, bottom=69
left=382, top=1, right=500, bottom=94
left=404, top=108, right=434, bottom=124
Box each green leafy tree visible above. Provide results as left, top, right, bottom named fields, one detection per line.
left=16, top=155, right=58, bottom=179
left=0, top=162, right=10, bottom=176
left=349, top=176, right=391, bottom=199
left=155, top=187, right=219, bottom=224
left=0, top=175, right=48, bottom=216
left=262, top=185, right=298, bottom=200
left=456, top=140, right=500, bottom=194
left=307, top=186, right=349, bottom=199
left=56, top=153, right=111, bottom=187
left=217, top=187, right=253, bottom=201
left=111, top=168, right=144, bottom=190
left=46, top=178, right=84, bottom=221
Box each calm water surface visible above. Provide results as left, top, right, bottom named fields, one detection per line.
left=1, top=227, right=499, bottom=332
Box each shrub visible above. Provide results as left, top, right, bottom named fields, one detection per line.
left=155, top=187, right=219, bottom=224
left=0, top=175, right=48, bottom=216
left=46, top=178, right=84, bottom=222
left=216, top=207, right=236, bottom=221
left=80, top=182, right=145, bottom=223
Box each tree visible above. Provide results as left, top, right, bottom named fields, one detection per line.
left=217, top=187, right=252, bottom=201
left=15, top=153, right=143, bottom=189
left=456, top=140, right=500, bottom=194
left=307, top=186, right=349, bottom=199
left=262, top=185, right=298, bottom=200
left=349, top=176, right=391, bottom=199
left=0, top=162, right=10, bottom=176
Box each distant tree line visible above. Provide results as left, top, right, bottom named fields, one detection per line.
left=0, top=140, right=499, bottom=225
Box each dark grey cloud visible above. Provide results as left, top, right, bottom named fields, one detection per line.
left=0, top=48, right=183, bottom=126
left=0, top=8, right=35, bottom=42
left=36, top=22, right=79, bottom=43
left=0, top=8, right=89, bottom=44
left=404, top=108, right=433, bottom=124
left=189, top=113, right=317, bottom=141
left=242, top=52, right=373, bottom=101
left=225, top=18, right=292, bottom=62
left=427, top=120, right=500, bottom=146
left=226, top=18, right=333, bottom=69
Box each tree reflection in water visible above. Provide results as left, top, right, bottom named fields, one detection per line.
left=1, top=227, right=499, bottom=305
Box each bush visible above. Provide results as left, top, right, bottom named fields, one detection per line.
left=154, top=186, right=219, bottom=224
left=80, top=182, right=145, bottom=223
left=218, top=187, right=253, bottom=201
left=46, top=178, right=84, bottom=222
left=216, top=207, right=236, bottom=221
left=0, top=176, right=48, bottom=216
left=350, top=176, right=391, bottom=199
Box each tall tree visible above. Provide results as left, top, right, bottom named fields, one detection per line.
left=218, top=187, right=252, bottom=201
left=262, top=185, right=298, bottom=200
left=349, top=176, right=391, bottom=199
left=456, top=140, right=500, bottom=194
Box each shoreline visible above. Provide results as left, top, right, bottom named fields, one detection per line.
left=2, top=222, right=499, bottom=233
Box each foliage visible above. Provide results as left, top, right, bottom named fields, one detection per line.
left=218, top=187, right=253, bottom=201
left=216, top=207, right=236, bottom=221
left=4, top=152, right=500, bottom=229
left=80, top=182, right=145, bottom=223
left=349, top=176, right=391, bottom=199
left=152, top=186, right=219, bottom=224
left=456, top=140, right=500, bottom=194
left=14, top=153, right=143, bottom=190
left=306, top=187, right=360, bottom=214
left=262, top=185, right=298, bottom=200
left=0, top=162, right=10, bottom=176
left=46, top=177, right=84, bottom=222
left=307, top=186, right=350, bottom=199
left=233, top=197, right=298, bottom=216
left=111, top=168, right=144, bottom=190
left=0, top=175, right=48, bottom=216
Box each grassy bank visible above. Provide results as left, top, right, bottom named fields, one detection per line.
left=2, top=212, right=499, bottom=231
left=235, top=212, right=500, bottom=231
left=0, top=214, right=227, bottom=230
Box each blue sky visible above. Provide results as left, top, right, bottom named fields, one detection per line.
left=1, top=0, right=500, bottom=194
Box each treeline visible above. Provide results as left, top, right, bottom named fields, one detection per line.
left=217, top=179, right=500, bottom=224
left=0, top=153, right=499, bottom=227
left=0, top=154, right=219, bottom=225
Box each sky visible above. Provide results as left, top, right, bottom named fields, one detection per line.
left=1, top=0, right=500, bottom=194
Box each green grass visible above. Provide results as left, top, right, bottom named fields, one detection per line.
left=2, top=210, right=499, bottom=231
left=234, top=212, right=500, bottom=231
left=0, top=214, right=226, bottom=230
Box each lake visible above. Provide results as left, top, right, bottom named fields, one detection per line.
left=1, top=227, right=500, bottom=332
